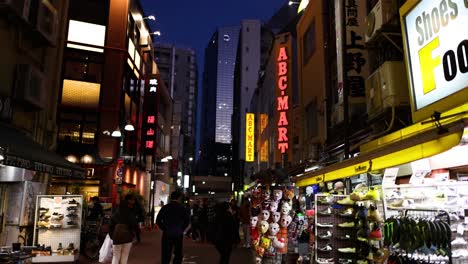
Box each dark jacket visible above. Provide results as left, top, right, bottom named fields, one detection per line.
left=156, top=201, right=190, bottom=237
left=215, top=211, right=237, bottom=247
left=109, top=202, right=138, bottom=245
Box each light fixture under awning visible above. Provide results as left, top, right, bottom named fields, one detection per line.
left=295, top=123, right=465, bottom=187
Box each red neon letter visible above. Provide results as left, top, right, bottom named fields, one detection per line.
left=277, top=96, right=289, bottom=111
left=278, top=127, right=288, bottom=142
left=278, top=143, right=289, bottom=153
left=145, top=140, right=154, bottom=148
left=278, top=62, right=288, bottom=76
left=278, top=111, right=289, bottom=126
left=277, top=47, right=288, bottom=61
left=278, top=76, right=288, bottom=90
left=147, top=116, right=155, bottom=124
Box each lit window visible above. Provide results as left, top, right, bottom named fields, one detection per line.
left=67, top=20, right=106, bottom=53
left=61, top=79, right=100, bottom=109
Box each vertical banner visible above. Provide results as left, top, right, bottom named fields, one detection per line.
left=275, top=34, right=293, bottom=163
left=335, top=0, right=369, bottom=106
left=143, top=74, right=159, bottom=155
left=245, top=113, right=255, bottom=162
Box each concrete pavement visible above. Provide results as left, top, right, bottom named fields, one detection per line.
left=80, top=230, right=255, bottom=264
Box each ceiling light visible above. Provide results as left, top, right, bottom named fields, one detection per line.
left=150, top=31, right=161, bottom=36
left=124, top=121, right=135, bottom=131
left=111, top=127, right=122, bottom=138
left=144, top=15, right=156, bottom=21
left=165, top=156, right=173, bottom=160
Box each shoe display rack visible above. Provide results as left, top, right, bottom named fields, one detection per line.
left=315, top=194, right=357, bottom=264
left=32, top=195, right=83, bottom=263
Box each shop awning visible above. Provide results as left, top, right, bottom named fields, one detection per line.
left=0, top=124, right=85, bottom=178
left=294, top=105, right=468, bottom=187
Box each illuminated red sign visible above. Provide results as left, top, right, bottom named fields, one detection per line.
left=143, top=76, right=159, bottom=152
left=277, top=46, right=289, bottom=154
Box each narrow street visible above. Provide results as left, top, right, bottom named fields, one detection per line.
left=80, top=230, right=255, bottom=264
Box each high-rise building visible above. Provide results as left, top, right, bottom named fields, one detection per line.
left=155, top=45, right=198, bottom=180
left=197, top=26, right=240, bottom=179
left=232, top=20, right=262, bottom=190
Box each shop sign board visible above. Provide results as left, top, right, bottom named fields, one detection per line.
left=277, top=46, right=290, bottom=154
left=143, top=75, right=159, bottom=154
left=401, top=0, right=468, bottom=122
left=245, top=113, right=255, bottom=162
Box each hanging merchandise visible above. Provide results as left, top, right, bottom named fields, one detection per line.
left=384, top=210, right=452, bottom=264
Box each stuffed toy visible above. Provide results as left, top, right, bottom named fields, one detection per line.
left=269, top=223, right=285, bottom=250
left=260, top=210, right=270, bottom=222
left=271, top=212, right=281, bottom=223
left=270, top=201, right=278, bottom=213
left=283, top=187, right=295, bottom=200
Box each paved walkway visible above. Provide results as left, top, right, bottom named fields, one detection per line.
left=80, top=230, right=255, bottom=264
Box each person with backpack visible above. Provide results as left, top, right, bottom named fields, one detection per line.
left=109, top=194, right=138, bottom=264
left=215, top=202, right=238, bottom=264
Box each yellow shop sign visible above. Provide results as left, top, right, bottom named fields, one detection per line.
left=401, top=0, right=468, bottom=122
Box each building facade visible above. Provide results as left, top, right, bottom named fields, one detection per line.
left=154, top=44, right=198, bottom=184
left=55, top=0, right=173, bottom=206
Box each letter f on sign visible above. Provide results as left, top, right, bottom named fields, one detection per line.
left=418, top=37, right=441, bottom=94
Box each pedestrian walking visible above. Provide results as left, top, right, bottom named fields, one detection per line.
left=133, top=198, right=145, bottom=243
left=239, top=200, right=251, bottom=248
left=229, top=199, right=241, bottom=246
left=156, top=191, right=190, bottom=264
left=109, top=194, right=138, bottom=264
left=199, top=199, right=209, bottom=243
left=191, top=203, right=201, bottom=241
left=215, top=202, right=238, bottom=264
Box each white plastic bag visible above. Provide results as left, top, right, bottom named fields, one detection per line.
left=99, top=234, right=113, bottom=263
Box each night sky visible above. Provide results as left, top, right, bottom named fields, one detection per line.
left=140, top=0, right=287, bottom=69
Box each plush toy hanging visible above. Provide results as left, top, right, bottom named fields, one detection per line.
left=260, top=210, right=270, bottom=222
left=271, top=212, right=281, bottom=223
left=277, top=214, right=292, bottom=255
left=250, top=216, right=260, bottom=246
left=270, top=201, right=278, bottom=213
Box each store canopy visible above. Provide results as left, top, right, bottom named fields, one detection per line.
left=0, top=124, right=85, bottom=178
left=294, top=105, right=468, bottom=187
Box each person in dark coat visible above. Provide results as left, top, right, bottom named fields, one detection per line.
left=109, top=194, right=138, bottom=264
left=132, top=198, right=145, bottom=243
left=156, top=191, right=190, bottom=264
left=87, top=196, right=104, bottom=220
left=215, top=202, right=238, bottom=264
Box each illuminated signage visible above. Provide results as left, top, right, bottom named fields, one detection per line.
left=260, top=141, right=268, bottom=162
left=143, top=76, right=159, bottom=153
left=277, top=46, right=289, bottom=154
left=401, top=0, right=468, bottom=121
left=246, top=113, right=255, bottom=162
left=260, top=114, right=268, bottom=134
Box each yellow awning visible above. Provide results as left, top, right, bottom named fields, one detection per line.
left=295, top=118, right=466, bottom=187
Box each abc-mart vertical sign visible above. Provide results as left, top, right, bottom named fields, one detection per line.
left=401, top=0, right=468, bottom=122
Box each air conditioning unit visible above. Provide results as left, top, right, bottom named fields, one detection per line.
left=0, top=0, right=31, bottom=21
left=365, top=61, right=409, bottom=120
left=365, top=0, right=398, bottom=43
left=36, top=0, right=57, bottom=45
left=15, top=64, right=46, bottom=110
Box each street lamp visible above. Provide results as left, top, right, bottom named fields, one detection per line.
left=150, top=30, right=161, bottom=36
left=288, top=1, right=300, bottom=5
left=143, top=15, right=156, bottom=21
left=124, top=120, right=135, bottom=131
left=111, top=126, right=122, bottom=137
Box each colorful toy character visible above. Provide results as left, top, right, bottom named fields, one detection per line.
left=260, top=210, right=270, bottom=221
left=269, top=223, right=285, bottom=250
left=283, top=187, right=295, bottom=200
left=270, top=201, right=278, bottom=213
left=271, top=212, right=281, bottom=223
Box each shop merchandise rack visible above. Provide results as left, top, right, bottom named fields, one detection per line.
left=315, top=194, right=357, bottom=264
left=32, top=195, right=82, bottom=263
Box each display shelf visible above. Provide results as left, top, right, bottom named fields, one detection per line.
left=32, top=254, right=78, bottom=263
left=32, top=195, right=82, bottom=263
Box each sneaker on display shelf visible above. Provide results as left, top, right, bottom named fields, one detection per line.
left=318, top=244, right=333, bottom=252
left=318, top=207, right=332, bottom=216
left=452, top=237, right=468, bottom=246
left=363, top=187, right=380, bottom=201
left=317, top=222, right=334, bottom=228
left=337, top=235, right=352, bottom=241
left=337, top=197, right=355, bottom=205
left=338, top=247, right=356, bottom=253
left=338, top=259, right=353, bottom=264
left=318, top=231, right=332, bottom=240
left=338, top=208, right=354, bottom=217
left=318, top=196, right=334, bottom=205
left=317, top=258, right=334, bottom=264
left=338, top=222, right=355, bottom=228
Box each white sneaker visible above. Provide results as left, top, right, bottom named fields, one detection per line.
left=317, top=258, right=334, bottom=264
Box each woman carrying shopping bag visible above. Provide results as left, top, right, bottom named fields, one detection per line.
left=108, top=194, right=138, bottom=264
left=99, top=234, right=113, bottom=263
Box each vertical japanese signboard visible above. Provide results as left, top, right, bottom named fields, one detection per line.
left=143, top=74, right=159, bottom=155
left=335, top=0, right=369, bottom=102
left=245, top=113, right=255, bottom=162
left=276, top=35, right=293, bottom=162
